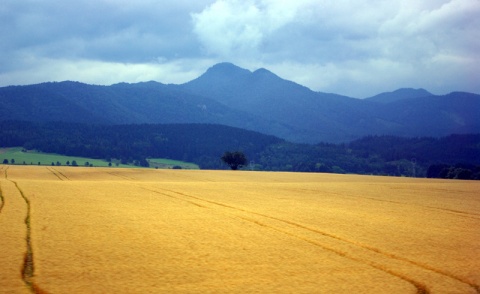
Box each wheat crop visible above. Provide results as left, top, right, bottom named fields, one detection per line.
left=1, top=166, right=479, bottom=293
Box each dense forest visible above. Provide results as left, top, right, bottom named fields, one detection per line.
left=1, top=121, right=479, bottom=179
left=0, top=121, right=283, bottom=169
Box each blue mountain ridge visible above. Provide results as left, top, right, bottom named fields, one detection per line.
left=0, top=62, right=479, bottom=143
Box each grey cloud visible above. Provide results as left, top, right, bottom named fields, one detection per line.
left=1, top=0, right=479, bottom=98
left=1, top=0, right=209, bottom=62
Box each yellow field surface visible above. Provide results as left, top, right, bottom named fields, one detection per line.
left=1, top=165, right=479, bottom=293
left=0, top=166, right=31, bottom=293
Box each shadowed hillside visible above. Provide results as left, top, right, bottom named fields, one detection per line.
left=1, top=63, right=479, bottom=143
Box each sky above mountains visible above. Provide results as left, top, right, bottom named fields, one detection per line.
left=1, top=0, right=479, bottom=97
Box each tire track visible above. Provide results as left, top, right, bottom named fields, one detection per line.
left=235, top=214, right=428, bottom=294
left=49, top=167, right=70, bottom=181
left=285, top=187, right=480, bottom=220
left=358, top=195, right=480, bottom=220
left=106, top=171, right=135, bottom=181
left=140, top=184, right=426, bottom=292
left=154, top=187, right=479, bottom=293
left=46, top=167, right=66, bottom=181
left=140, top=187, right=207, bottom=208
left=8, top=179, right=46, bottom=293
left=1, top=167, right=7, bottom=214
left=363, top=185, right=480, bottom=218
left=5, top=169, right=46, bottom=293
left=146, top=186, right=427, bottom=293
left=0, top=181, right=4, bottom=215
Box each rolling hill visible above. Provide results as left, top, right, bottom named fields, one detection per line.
left=1, top=63, right=479, bottom=143
left=0, top=80, right=297, bottom=141
left=365, top=88, right=433, bottom=103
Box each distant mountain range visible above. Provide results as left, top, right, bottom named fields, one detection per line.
left=1, top=62, right=479, bottom=143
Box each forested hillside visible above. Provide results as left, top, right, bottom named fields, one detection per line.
left=181, top=63, right=480, bottom=142
left=1, top=121, right=479, bottom=179
left=0, top=81, right=293, bottom=140
left=0, top=121, right=283, bottom=169
left=1, top=63, right=479, bottom=143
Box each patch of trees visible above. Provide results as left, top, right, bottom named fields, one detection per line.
left=349, top=134, right=480, bottom=165
left=255, top=142, right=416, bottom=175
left=427, top=164, right=480, bottom=180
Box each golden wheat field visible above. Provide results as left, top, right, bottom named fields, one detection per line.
left=0, top=165, right=479, bottom=294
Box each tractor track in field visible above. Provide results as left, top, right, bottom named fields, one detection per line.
left=140, top=186, right=425, bottom=292
left=235, top=214, right=429, bottom=294
left=106, top=171, right=136, bottom=181
left=0, top=167, right=4, bottom=214
left=284, top=187, right=480, bottom=220
left=49, top=167, right=70, bottom=181
left=358, top=195, right=480, bottom=220
left=140, top=186, right=208, bottom=208
left=328, top=189, right=480, bottom=221
left=149, top=186, right=479, bottom=294
left=4, top=170, right=46, bottom=293
left=46, top=167, right=69, bottom=181
left=0, top=182, right=4, bottom=215
left=0, top=167, right=8, bottom=214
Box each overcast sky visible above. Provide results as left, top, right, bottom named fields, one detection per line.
left=1, top=0, right=479, bottom=97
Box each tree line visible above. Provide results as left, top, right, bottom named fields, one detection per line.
left=0, top=121, right=479, bottom=179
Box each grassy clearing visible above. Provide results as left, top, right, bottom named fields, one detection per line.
left=147, top=158, right=199, bottom=169
left=0, top=148, right=200, bottom=169
left=0, top=147, right=138, bottom=168
left=1, top=166, right=479, bottom=293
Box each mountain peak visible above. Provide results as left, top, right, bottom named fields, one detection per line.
left=252, top=67, right=279, bottom=78
left=253, top=67, right=271, bottom=74
left=393, top=88, right=432, bottom=95
left=366, top=88, right=433, bottom=103
left=205, top=62, right=251, bottom=76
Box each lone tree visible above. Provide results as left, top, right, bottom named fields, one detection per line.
left=221, top=151, right=247, bottom=170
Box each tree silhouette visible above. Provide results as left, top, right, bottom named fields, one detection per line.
left=221, top=151, right=247, bottom=170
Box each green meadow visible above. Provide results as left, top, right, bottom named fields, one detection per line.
left=0, top=147, right=127, bottom=167
left=147, top=158, right=199, bottom=169
left=0, top=147, right=199, bottom=169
